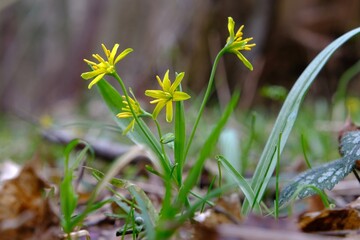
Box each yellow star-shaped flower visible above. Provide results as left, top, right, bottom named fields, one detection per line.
left=225, top=17, right=256, bottom=70
left=145, top=70, right=191, bottom=122
left=81, top=43, right=133, bottom=89
left=116, top=95, right=143, bottom=135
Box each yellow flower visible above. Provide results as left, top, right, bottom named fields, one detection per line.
left=145, top=70, right=191, bottom=122
left=116, top=95, right=143, bottom=135
left=81, top=43, right=133, bottom=89
left=225, top=17, right=256, bottom=70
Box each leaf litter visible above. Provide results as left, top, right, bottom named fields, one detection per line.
left=2, top=123, right=360, bottom=239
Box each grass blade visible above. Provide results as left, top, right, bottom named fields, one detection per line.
left=217, top=155, right=260, bottom=212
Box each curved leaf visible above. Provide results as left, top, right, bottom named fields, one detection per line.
left=280, top=130, right=360, bottom=204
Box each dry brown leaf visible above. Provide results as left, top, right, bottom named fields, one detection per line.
left=0, top=163, right=60, bottom=240
left=193, top=195, right=241, bottom=240
left=299, top=207, right=360, bottom=233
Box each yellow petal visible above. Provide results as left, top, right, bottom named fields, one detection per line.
left=235, top=25, right=244, bottom=39
left=145, top=90, right=171, bottom=99
left=81, top=69, right=105, bottom=79
left=92, top=54, right=105, bottom=63
left=122, top=119, right=135, bottom=135
left=109, top=44, right=120, bottom=63
left=152, top=101, right=167, bottom=120
left=165, top=101, right=173, bottom=122
left=156, top=75, right=163, bottom=88
left=173, top=91, right=191, bottom=101
left=117, top=112, right=133, bottom=118
left=170, top=72, right=184, bottom=93
left=227, top=17, right=235, bottom=41
left=88, top=73, right=105, bottom=89
left=114, top=48, right=133, bottom=64
left=101, top=44, right=110, bottom=58
left=235, top=52, right=253, bottom=71
left=83, top=59, right=97, bottom=66
left=162, top=70, right=171, bottom=91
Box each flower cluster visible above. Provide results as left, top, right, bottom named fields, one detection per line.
left=116, top=95, right=143, bottom=135
left=81, top=17, right=254, bottom=134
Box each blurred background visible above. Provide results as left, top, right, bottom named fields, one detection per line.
left=0, top=0, right=359, bottom=119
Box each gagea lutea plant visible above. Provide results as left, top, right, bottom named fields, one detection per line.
left=72, top=15, right=360, bottom=239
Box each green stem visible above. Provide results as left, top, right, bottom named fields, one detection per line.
left=184, top=48, right=226, bottom=161
left=154, top=119, right=168, bottom=163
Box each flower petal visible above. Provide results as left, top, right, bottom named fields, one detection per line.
left=170, top=72, right=185, bottom=93
left=165, top=101, right=173, bottom=122
left=235, top=25, right=244, bottom=39
left=152, top=101, right=167, bottom=120
left=88, top=73, right=105, bottom=89
left=162, top=70, right=171, bottom=91
left=92, top=54, right=106, bottom=63
left=156, top=75, right=164, bottom=88
left=114, top=48, right=133, bottom=64
left=83, top=59, right=98, bottom=66
left=236, top=52, right=253, bottom=71
left=81, top=69, right=104, bottom=80
left=122, top=119, right=135, bottom=135
left=173, top=91, right=191, bottom=101
left=117, top=112, right=133, bottom=118
left=145, top=90, right=171, bottom=99
left=109, top=44, right=120, bottom=64
left=227, top=17, right=235, bottom=41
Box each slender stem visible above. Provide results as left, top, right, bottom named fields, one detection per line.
left=154, top=119, right=168, bottom=162
left=184, top=49, right=226, bottom=160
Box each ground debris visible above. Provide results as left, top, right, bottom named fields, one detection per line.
left=0, top=162, right=60, bottom=240
left=298, top=196, right=360, bottom=238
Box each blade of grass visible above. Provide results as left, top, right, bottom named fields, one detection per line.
left=333, top=59, right=360, bottom=103
left=274, top=133, right=281, bottom=219
left=216, top=155, right=260, bottom=213
left=301, top=134, right=312, bottom=169
left=242, top=27, right=360, bottom=214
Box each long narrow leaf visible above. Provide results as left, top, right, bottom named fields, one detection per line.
left=243, top=27, right=360, bottom=214
left=174, top=84, right=186, bottom=184
left=217, top=155, right=260, bottom=212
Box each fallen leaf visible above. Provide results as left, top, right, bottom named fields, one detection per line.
left=298, top=207, right=360, bottom=233
left=193, top=195, right=241, bottom=240
left=0, top=163, right=60, bottom=240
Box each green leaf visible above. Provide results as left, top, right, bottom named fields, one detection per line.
left=279, top=158, right=350, bottom=205
left=217, top=155, right=260, bottom=212
left=60, top=173, right=78, bottom=233
left=339, top=130, right=360, bottom=158
left=96, top=79, right=171, bottom=173
left=242, top=27, right=360, bottom=214
left=128, top=185, right=157, bottom=239
left=175, top=84, right=186, bottom=184
left=90, top=166, right=158, bottom=238
left=279, top=130, right=360, bottom=205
